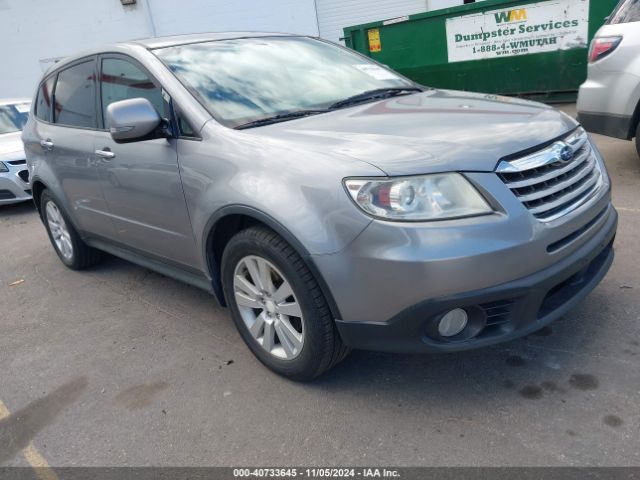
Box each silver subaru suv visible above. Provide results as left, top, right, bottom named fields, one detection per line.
left=23, top=33, right=617, bottom=380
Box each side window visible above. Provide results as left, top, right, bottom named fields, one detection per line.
left=176, top=112, right=197, bottom=138
left=35, top=76, right=55, bottom=122
left=54, top=61, right=97, bottom=128
left=100, top=58, right=165, bottom=127
left=610, top=0, right=640, bottom=23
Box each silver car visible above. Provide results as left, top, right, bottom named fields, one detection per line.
left=23, top=33, right=617, bottom=380
left=1, top=99, right=32, bottom=205
left=577, top=0, right=640, bottom=157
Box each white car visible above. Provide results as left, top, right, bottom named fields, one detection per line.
left=0, top=98, right=32, bottom=205
left=577, top=0, right=640, bottom=157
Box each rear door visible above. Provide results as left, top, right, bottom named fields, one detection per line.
left=24, top=75, right=56, bottom=194
left=94, top=54, right=198, bottom=268
left=47, top=58, right=117, bottom=239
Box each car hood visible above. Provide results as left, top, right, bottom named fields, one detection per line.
left=0, top=132, right=26, bottom=159
left=249, top=89, right=578, bottom=175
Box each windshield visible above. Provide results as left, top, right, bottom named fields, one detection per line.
left=154, top=36, right=414, bottom=128
left=0, top=103, right=30, bottom=135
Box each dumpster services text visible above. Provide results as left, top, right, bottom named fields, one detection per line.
left=445, top=0, right=590, bottom=63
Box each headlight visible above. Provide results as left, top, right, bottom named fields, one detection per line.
left=0, top=162, right=8, bottom=173
left=344, top=173, right=493, bottom=221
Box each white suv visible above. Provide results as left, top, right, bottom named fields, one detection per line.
left=577, top=0, right=640, bottom=157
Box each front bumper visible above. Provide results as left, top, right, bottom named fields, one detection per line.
left=0, top=163, right=31, bottom=205
left=322, top=202, right=617, bottom=353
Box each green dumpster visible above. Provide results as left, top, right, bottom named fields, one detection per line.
left=343, top=0, right=618, bottom=102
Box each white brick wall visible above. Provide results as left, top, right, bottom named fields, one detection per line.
left=428, top=0, right=469, bottom=10
left=0, top=0, right=318, bottom=98
left=148, top=0, right=318, bottom=37
left=0, top=0, right=152, bottom=98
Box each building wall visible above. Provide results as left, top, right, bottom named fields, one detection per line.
left=0, top=0, right=152, bottom=98
left=148, top=0, right=319, bottom=37
left=0, top=0, right=319, bottom=98
left=428, top=0, right=474, bottom=10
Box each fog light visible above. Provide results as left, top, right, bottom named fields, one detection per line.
left=438, top=308, right=468, bottom=337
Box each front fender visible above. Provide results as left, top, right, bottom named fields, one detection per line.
left=202, top=205, right=348, bottom=319
left=178, top=122, right=377, bottom=260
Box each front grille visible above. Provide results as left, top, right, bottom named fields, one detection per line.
left=497, top=128, right=603, bottom=222
left=18, top=169, right=29, bottom=184
left=546, top=205, right=608, bottom=253
left=8, top=159, right=26, bottom=166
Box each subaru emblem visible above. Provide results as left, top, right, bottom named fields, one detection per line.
left=559, top=145, right=574, bottom=162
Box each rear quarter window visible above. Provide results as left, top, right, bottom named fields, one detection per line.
left=609, top=0, right=640, bottom=23
left=35, top=76, right=55, bottom=122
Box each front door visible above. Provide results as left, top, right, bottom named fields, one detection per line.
left=95, top=55, right=198, bottom=268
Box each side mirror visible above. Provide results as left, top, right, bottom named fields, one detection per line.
left=107, top=98, right=162, bottom=142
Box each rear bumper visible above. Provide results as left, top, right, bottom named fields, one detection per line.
left=577, top=111, right=634, bottom=140
left=334, top=206, right=617, bottom=353
left=577, top=68, right=639, bottom=140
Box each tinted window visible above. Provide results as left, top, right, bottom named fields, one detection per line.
left=609, top=0, right=640, bottom=23
left=54, top=61, right=97, bottom=128
left=154, top=37, right=413, bottom=128
left=0, top=103, right=30, bottom=134
left=35, top=76, right=55, bottom=122
left=176, top=112, right=197, bottom=137
left=100, top=58, right=164, bottom=126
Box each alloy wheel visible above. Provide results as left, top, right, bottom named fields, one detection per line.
left=233, top=255, right=304, bottom=360
left=46, top=201, right=74, bottom=260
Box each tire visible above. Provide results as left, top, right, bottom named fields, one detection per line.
left=635, top=122, right=640, bottom=158
left=41, top=190, right=103, bottom=270
left=221, top=226, right=350, bottom=380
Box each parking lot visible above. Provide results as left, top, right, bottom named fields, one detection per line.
left=1, top=105, right=639, bottom=468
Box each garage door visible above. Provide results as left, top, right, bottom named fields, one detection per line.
left=316, top=0, right=429, bottom=43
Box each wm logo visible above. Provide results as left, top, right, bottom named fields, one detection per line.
left=494, top=9, right=527, bottom=23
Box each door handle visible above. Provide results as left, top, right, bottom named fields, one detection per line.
left=40, top=139, right=54, bottom=150
left=95, top=149, right=116, bottom=160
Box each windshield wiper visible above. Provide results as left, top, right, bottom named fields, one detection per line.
left=233, top=88, right=424, bottom=129
left=328, top=87, right=423, bottom=110
left=234, top=109, right=329, bottom=129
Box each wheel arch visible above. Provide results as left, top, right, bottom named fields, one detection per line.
left=203, top=205, right=342, bottom=321
left=631, top=95, right=640, bottom=139
left=31, top=178, right=48, bottom=219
